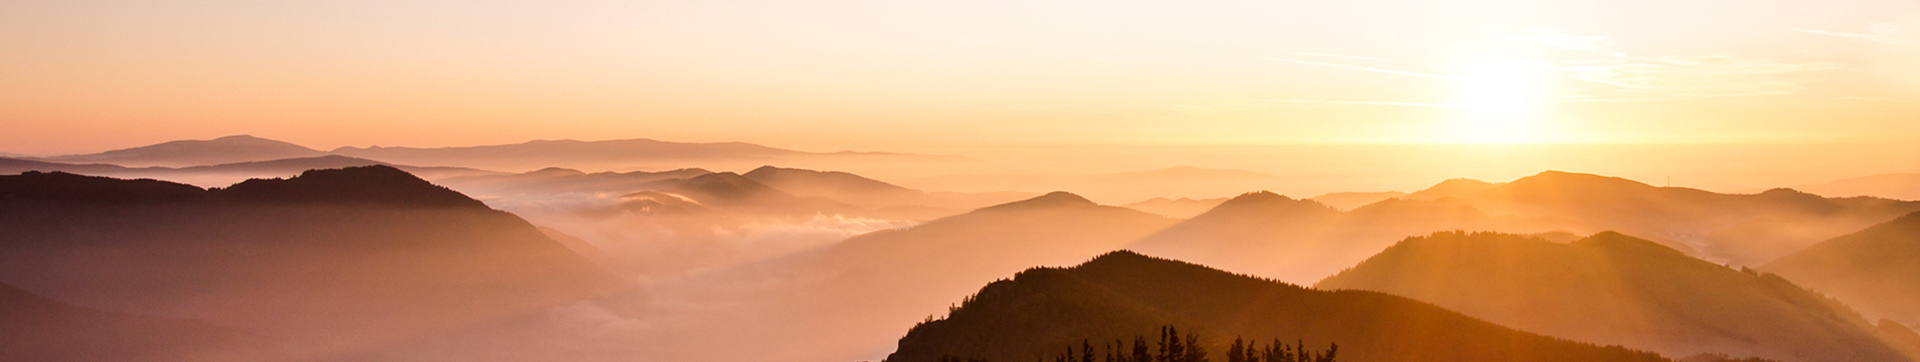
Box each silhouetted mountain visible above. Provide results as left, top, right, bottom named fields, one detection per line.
left=0, top=171, right=205, bottom=203
left=1, top=282, right=256, bottom=362
left=1766, top=211, right=1920, bottom=326
left=742, top=165, right=924, bottom=205
left=1792, top=173, right=1920, bottom=201
left=437, top=167, right=709, bottom=197
left=41, top=135, right=324, bottom=167
left=216, top=166, right=487, bottom=207
left=380, top=191, right=1180, bottom=362
left=0, top=157, right=141, bottom=175
left=0, top=166, right=626, bottom=359
left=1402, top=171, right=1920, bottom=265
left=1310, top=191, right=1408, bottom=211
left=329, top=138, right=955, bottom=173
left=1129, top=192, right=1548, bottom=283
left=1404, top=178, right=1497, bottom=200
left=1317, top=231, right=1914, bottom=362
left=900, top=166, right=1284, bottom=204
left=1123, top=197, right=1229, bottom=218
left=888, top=251, right=1670, bottom=362
left=3, top=155, right=503, bottom=187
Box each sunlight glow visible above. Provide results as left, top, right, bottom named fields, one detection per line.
left=1450, top=58, right=1551, bottom=144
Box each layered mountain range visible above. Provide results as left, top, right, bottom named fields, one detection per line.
left=0, top=166, right=625, bottom=360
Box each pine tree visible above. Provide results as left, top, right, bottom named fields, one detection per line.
left=1083, top=339, right=1095, bottom=362
left=1108, top=341, right=1118, bottom=362
left=1228, top=338, right=1246, bottom=362
left=1241, top=339, right=1259, bottom=362
left=1132, top=336, right=1151, bottom=362
left=1312, top=343, right=1337, bottom=362
left=1158, top=327, right=1171, bottom=362
left=1182, top=333, right=1206, bottom=362
left=1159, top=325, right=1175, bottom=362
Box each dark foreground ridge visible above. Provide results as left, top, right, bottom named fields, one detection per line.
left=889, top=250, right=1670, bottom=362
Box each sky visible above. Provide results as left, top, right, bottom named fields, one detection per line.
left=3, top=0, right=1919, bottom=184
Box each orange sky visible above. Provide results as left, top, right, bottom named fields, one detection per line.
left=3, top=1, right=1918, bottom=172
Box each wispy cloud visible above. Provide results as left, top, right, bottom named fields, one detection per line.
left=1230, top=99, right=1459, bottom=108
left=1794, top=24, right=1916, bottom=47
left=1488, top=27, right=1847, bottom=101
left=1559, top=55, right=1845, bottom=99
left=1265, top=57, right=1455, bottom=80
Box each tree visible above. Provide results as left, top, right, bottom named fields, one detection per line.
left=1312, top=343, right=1337, bottom=362
left=1228, top=338, right=1246, bottom=362
left=1181, top=333, right=1206, bottom=362
left=1131, top=336, right=1151, bottom=362
left=1083, top=340, right=1095, bottom=362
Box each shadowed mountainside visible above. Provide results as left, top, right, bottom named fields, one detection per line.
left=887, top=251, right=1671, bottom=362
left=1766, top=211, right=1920, bottom=326
left=0, top=166, right=626, bottom=360
left=1316, top=231, right=1915, bottom=362
left=0, top=282, right=259, bottom=362
left=370, top=191, right=1179, bottom=362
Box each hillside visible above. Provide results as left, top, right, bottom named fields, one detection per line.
left=1129, top=191, right=1557, bottom=283
left=1766, top=211, right=1920, bottom=325
left=887, top=251, right=1671, bottom=362
left=1317, top=232, right=1914, bottom=362
left=0, top=282, right=258, bottom=362
left=372, top=191, right=1181, bottom=362
left=0, top=166, right=626, bottom=359
left=1399, top=171, right=1920, bottom=266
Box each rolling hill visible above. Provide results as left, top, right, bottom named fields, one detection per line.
left=1766, top=211, right=1920, bottom=326
left=370, top=191, right=1181, bottom=362
left=1, top=282, right=258, bottom=362
left=0, top=166, right=626, bottom=359
left=1129, top=191, right=1560, bottom=283
left=1316, top=231, right=1915, bottom=362
left=887, top=251, right=1671, bottom=362
left=1397, top=171, right=1920, bottom=266
left=1792, top=173, right=1920, bottom=201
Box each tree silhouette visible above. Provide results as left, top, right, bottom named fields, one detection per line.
left=1002, top=326, right=1339, bottom=362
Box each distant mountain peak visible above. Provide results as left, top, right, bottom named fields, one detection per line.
left=217, top=165, right=485, bottom=208
left=528, top=167, right=587, bottom=176
left=1085, top=249, right=1153, bottom=264
left=977, top=191, right=1096, bottom=212
left=1033, top=191, right=1095, bottom=204
left=1509, top=171, right=1652, bottom=190
left=210, top=134, right=274, bottom=142
left=1407, top=178, right=1498, bottom=199
left=1571, top=231, right=1687, bottom=257
left=46, top=135, right=324, bottom=168
left=1194, top=190, right=1335, bottom=218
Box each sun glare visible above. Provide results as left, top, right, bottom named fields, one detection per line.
left=1450, top=58, right=1550, bottom=144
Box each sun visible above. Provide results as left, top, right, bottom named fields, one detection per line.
left=1449, top=58, right=1550, bottom=144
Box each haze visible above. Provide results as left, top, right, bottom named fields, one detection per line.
left=6, top=2, right=1920, bottom=362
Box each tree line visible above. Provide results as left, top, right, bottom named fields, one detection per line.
left=937, top=325, right=1338, bottom=362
